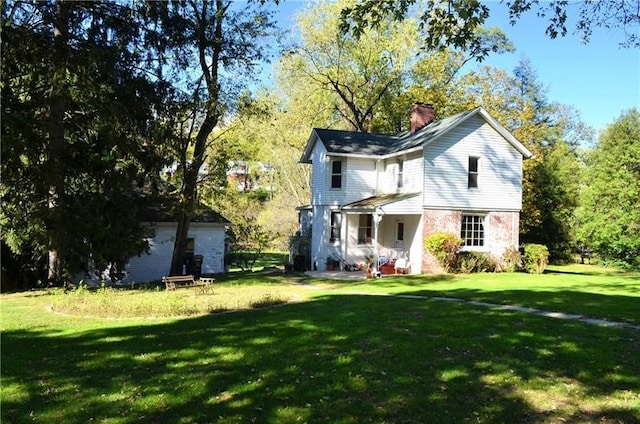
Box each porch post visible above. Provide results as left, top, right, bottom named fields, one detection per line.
left=373, top=208, right=383, bottom=278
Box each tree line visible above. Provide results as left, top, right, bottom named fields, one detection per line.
left=2, top=0, right=638, bottom=288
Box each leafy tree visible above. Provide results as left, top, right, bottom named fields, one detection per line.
left=278, top=0, right=420, bottom=132
left=1, top=1, right=167, bottom=285
left=577, top=109, right=640, bottom=268
left=340, top=0, right=640, bottom=50
left=142, top=0, right=279, bottom=276
left=202, top=91, right=309, bottom=251
left=280, top=0, right=510, bottom=134
left=522, top=141, right=581, bottom=262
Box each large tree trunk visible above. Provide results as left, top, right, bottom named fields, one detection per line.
left=169, top=168, right=198, bottom=276
left=168, top=0, right=223, bottom=276
left=47, top=0, right=70, bottom=284
left=168, top=128, right=214, bottom=275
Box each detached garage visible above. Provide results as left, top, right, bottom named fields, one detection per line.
left=77, top=207, right=230, bottom=285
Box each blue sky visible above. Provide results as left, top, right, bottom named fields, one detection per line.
left=481, top=3, right=639, bottom=133
left=271, top=1, right=639, bottom=134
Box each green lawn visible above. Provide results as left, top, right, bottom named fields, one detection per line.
left=328, top=264, right=640, bottom=325
left=2, top=265, right=639, bottom=423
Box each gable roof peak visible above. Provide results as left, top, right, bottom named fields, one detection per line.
left=300, top=106, right=534, bottom=162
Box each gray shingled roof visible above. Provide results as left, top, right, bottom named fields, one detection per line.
left=300, top=107, right=533, bottom=163
left=311, top=129, right=397, bottom=156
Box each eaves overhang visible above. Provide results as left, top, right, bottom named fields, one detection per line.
left=341, top=192, right=421, bottom=213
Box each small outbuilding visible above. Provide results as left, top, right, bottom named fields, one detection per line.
left=76, top=204, right=230, bottom=285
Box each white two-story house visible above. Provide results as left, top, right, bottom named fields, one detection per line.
left=299, top=103, right=534, bottom=274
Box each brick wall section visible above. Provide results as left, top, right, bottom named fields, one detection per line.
left=421, top=209, right=461, bottom=273
left=421, top=209, right=520, bottom=273
left=488, top=211, right=519, bottom=256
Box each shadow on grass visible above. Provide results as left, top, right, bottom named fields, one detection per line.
left=3, top=295, right=639, bottom=423
left=397, top=288, right=640, bottom=325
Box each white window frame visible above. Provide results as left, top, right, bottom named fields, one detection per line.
left=460, top=214, right=485, bottom=248
left=397, top=159, right=404, bottom=189
left=329, top=211, right=341, bottom=243
left=357, top=214, right=373, bottom=245
left=330, top=159, right=343, bottom=190
left=468, top=156, right=480, bottom=189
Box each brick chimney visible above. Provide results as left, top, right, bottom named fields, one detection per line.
left=410, top=102, right=435, bottom=133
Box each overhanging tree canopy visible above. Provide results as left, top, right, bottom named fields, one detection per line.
left=340, top=0, right=640, bottom=50
left=1, top=0, right=168, bottom=284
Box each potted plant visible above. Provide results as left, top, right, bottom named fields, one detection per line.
left=326, top=256, right=335, bottom=271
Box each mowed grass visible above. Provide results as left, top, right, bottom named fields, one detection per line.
left=2, top=265, right=639, bottom=423
left=332, top=264, right=640, bottom=325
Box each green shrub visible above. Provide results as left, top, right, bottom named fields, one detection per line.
left=500, top=247, right=523, bottom=273
left=424, top=233, right=463, bottom=272
left=456, top=251, right=497, bottom=273
left=523, top=244, right=549, bottom=274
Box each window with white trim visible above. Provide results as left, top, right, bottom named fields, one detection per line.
left=330, top=159, right=342, bottom=189
left=329, top=212, right=341, bottom=243
left=397, top=160, right=404, bottom=189
left=357, top=214, right=373, bottom=245
left=461, top=215, right=484, bottom=247
left=468, top=156, right=479, bottom=189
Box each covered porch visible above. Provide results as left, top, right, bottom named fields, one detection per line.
left=337, top=193, right=423, bottom=275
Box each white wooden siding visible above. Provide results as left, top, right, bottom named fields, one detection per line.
left=379, top=195, right=422, bottom=215
left=124, top=223, right=226, bottom=282
left=344, top=157, right=377, bottom=203
left=76, top=222, right=227, bottom=284
left=423, top=115, right=523, bottom=210
left=403, top=153, right=423, bottom=193
left=310, top=138, right=328, bottom=205
left=381, top=152, right=422, bottom=194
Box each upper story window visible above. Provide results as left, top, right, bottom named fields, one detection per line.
left=468, top=156, right=480, bottom=189
left=397, top=160, right=404, bottom=189
left=329, top=212, right=341, bottom=243
left=330, top=159, right=343, bottom=189
left=357, top=214, right=373, bottom=245
left=461, top=215, right=484, bottom=247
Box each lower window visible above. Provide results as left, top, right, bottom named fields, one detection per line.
left=329, top=212, right=341, bottom=243
left=461, top=215, right=484, bottom=247
left=357, top=214, right=373, bottom=245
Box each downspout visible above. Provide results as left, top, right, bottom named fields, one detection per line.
left=375, top=159, right=381, bottom=195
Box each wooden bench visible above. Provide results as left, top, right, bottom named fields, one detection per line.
left=163, top=275, right=214, bottom=294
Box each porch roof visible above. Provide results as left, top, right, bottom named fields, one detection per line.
left=341, top=192, right=420, bottom=212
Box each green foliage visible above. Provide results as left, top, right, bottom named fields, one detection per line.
left=455, top=251, right=497, bottom=274
left=340, top=0, right=640, bottom=49
left=282, top=0, right=420, bottom=133
left=520, top=140, right=581, bottom=262
left=523, top=244, right=549, bottom=274
left=577, top=109, right=640, bottom=269
left=208, top=186, right=279, bottom=271
left=138, top=1, right=280, bottom=275
left=499, top=247, right=523, bottom=273
left=49, top=280, right=293, bottom=318
left=424, top=232, right=463, bottom=272
left=1, top=1, right=168, bottom=283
